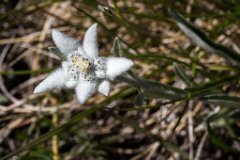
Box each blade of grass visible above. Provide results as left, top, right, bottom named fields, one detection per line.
left=111, top=37, right=123, bottom=57
left=128, top=54, right=189, bottom=66
left=72, top=4, right=138, bottom=53
left=186, top=73, right=240, bottom=95
left=206, top=112, right=240, bottom=154
left=118, top=75, right=187, bottom=100
left=173, top=62, right=192, bottom=86
left=111, top=0, right=136, bottom=36
left=0, top=68, right=53, bottom=76
left=0, top=87, right=135, bottom=159
left=169, top=9, right=240, bottom=65
left=198, top=94, right=240, bottom=108
left=0, top=0, right=61, bottom=21
left=0, top=105, right=101, bottom=160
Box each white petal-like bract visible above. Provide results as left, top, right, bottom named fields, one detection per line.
left=77, top=47, right=87, bottom=56
left=34, top=24, right=134, bottom=104
left=106, top=57, right=134, bottom=80
left=65, top=80, right=78, bottom=89
left=33, top=68, right=65, bottom=94
left=75, top=81, right=97, bottom=104
left=83, top=23, right=98, bottom=59
left=52, top=29, right=80, bottom=55
left=62, top=61, right=72, bottom=76
left=95, top=70, right=106, bottom=79
left=98, top=80, right=110, bottom=96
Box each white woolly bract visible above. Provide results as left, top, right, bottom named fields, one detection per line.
left=106, top=57, right=134, bottom=80
left=33, top=68, right=65, bottom=94
left=98, top=80, right=110, bottom=96
left=95, top=70, right=106, bottom=79
left=34, top=24, right=135, bottom=104
left=83, top=23, right=98, bottom=59
left=65, top=80, right=78, bottom=89
left=75, top=81, right=97, bottom=104
left=52, top=29, right=80, bottom=55
left=62, top=61, right=71, bottom=76
left=77, top=47, right=87, bottom=56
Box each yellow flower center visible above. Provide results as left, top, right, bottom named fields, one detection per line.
left=72, top=56, right=91, bottom=74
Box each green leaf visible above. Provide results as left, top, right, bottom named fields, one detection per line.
left=169, top=9, right=240, bottom=65
left=223, top=116, right=238, bottom=138
left=111, top=37, right=123, bottom=57
left=48, top=46, right=67, bottom=61
left=72, top=5, right=137, bottom=53
left=140, top=79, right=187, bottom=100
left=118, top=75, right=187, bottom=100
left=0, top=68, right=53, bottom=76
left=0, top=105, right=101, bottom=160
left=195, top=108, right=235, bottom=132
left=173, top=62, right=191, bottom=86
left=186, top=73, right=240, bottom=95
left=206, top=113, right=240, bottom=154
left=198, top=94, right=240, bottom=108
left=1, top=88, right=136, bottom=160
left=134, top=93, right=145, bottom=106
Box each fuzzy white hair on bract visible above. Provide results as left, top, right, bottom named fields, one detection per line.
left=75, top=80, right=97, bottom=104
left=106, top=57, right=134, bottom=80
left=98, top=80, right=110, bottom=96
left=83, top=23, right=98, bottom=59
left=52, top=29, right=80, bottom=55
left=33, top=68, right=66, bottom=94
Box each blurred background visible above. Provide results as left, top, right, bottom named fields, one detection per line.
left=1, top=0, right=240, bottom=159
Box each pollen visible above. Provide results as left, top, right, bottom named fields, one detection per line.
left=71, top=54, right=91, bottom=74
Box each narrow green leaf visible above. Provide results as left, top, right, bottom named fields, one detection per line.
left=128, top=54, right=188, bottom=66
left=198, top=94, right=240, bottom=108
left=173, top=62, right=191, bottom=85
left=0, top=87, right=136, bottom=159
left=48, top=46, right=67, bottom=61
left=169, top=9, right=240, bottom=65
left=195, top=108, right=236, bottom=132
left=134, top=93, right=145, bottom=106
left=206, top=113, right=240, bottom=154
left=118, top=75, right=187, bottom=100
left=223, top=116, right=238, bottom=138
left=111, top=37, right=123, bottom=57
left=0, top=105, right=101, bottom=160
left=0, top=68, right=53, bottom=76
left=186, top=73, right=240, bottom=94
left=72, top=4, right=138, bottom=53
left=141, top=79, right=187, bottom=100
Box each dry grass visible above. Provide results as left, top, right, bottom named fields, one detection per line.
left=0, top=1, right=240, bottom=159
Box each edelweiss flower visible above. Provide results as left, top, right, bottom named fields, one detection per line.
left=34, top=23, right=134, bottom=104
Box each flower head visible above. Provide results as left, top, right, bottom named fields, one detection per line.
left=34, top=24, right=133, bottom=104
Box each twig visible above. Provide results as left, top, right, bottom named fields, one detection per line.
left=0, top=118, right=24, bottom=143
left=0, top=94, right=39, bottom=116
left=188, top=100, right=194, bottom=160
left=52, top=110, right=59, bottom=160
left=145, top=142, right=160, bottom=160
left=195, top=131, right=208, bottom=160
left=0, top=45, right=18, bottom=102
